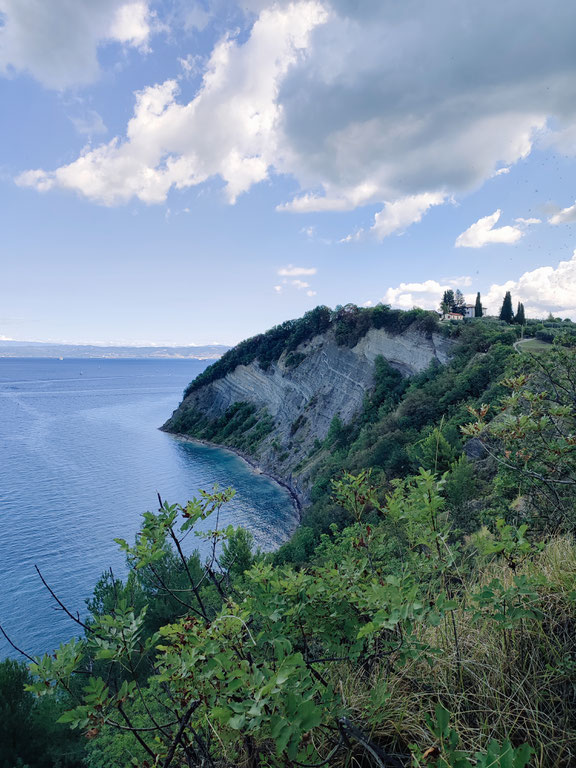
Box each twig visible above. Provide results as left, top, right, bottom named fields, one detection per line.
left=0, top=622, right=35, bottom=662
left=162, top=700, right=201, bottom=768
left=34, top=565, right=92, bottom=632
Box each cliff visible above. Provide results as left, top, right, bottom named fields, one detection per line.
left=163, top=315, right=454, bottom=506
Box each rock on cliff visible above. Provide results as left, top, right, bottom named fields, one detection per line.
left=163, top=326, right=453, bottom=504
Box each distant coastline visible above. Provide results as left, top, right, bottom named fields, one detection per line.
left=0, top=342, right=229, bottom=360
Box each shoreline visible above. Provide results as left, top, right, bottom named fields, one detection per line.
left=162, top=429, right=303, bottom=523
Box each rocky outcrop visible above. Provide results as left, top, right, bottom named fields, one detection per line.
left=164, top=327, right=454, bottom=504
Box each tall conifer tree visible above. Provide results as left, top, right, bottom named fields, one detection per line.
left=499, top=291, right=514, bottom=324
left=440, top=289, right=455, bottom=314
left=475, top=292, right=483, bottom=317
left=515, top=302, right=526, bottom=325
left=454, top=289, right=466, bottom=315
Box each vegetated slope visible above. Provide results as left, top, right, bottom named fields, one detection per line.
left=163, top=304, right=452, bottom=503
left=11, top=318, right=576, bottom=768
left=164, top=305, right=520, bottom=521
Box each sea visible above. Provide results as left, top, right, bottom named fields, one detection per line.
left=0, top=358, right=298, bottom=659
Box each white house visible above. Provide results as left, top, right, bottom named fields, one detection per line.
left=463, top=304, right=475, bottom=318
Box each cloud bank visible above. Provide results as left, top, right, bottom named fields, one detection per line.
left=17, top=2, right=327, bottom=204
left=12, top=0, right=576, bottom=226
left=0, top=0, right=154, bottom=89
left=381, top=254, right=576, bottom=320
left=483, top=251, right=576, bottom=318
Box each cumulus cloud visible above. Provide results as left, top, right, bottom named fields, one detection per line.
left=548, top=202, right=576, bottom=225
left=14, top=0, right=576, bottom=221
left=0, top=0, right=154, bottom=89
left=370, top=193, right=446, bottom=240
left=17, top=2, right=327, bottom=203
left=483, top=251, right=576, bottom=318
left=381, top=253, right=576, bottom=319
left=277, top=265, right=317, bottom=276
left=340, top=192, right=446, bottom=242
left=455, top=210, right=524, bottom=248
left=109, top=1, right=151, bottom=49
left=275, top=0, right=573, bottom=210
left=382, top=279, right=470, bottom=311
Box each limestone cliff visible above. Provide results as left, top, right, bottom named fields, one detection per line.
left=163, top=323, right=454, bottom=506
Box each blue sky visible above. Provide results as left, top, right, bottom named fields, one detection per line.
left=2, top=0, right=576, bottom=345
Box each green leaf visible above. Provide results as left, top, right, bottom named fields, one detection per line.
left=434, top=702, right=450, bottom=735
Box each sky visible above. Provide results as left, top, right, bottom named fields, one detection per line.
left=2, top=0, right=576, bottom=346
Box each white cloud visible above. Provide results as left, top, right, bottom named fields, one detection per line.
left=515, top=217, right=541, bottom=225
left=109, top=1, right=151, bottom=49
left=14, top=0, right=576, bottom=227
left=455, top=210, right=524, bottom=248
left=382, top=252, right=576, bottom=319
left=483, top=251, right=576, bottom=318
left=277, top=183, right=379, bottom=213
left=178, top=54, right=204, bottom=78
left=273, top=279, right=317, bottom=296
left=277, top=265, right=317, bottom=276
left=17, top=2, right=327, bottom=203
left=448, top=275, right=473, bottom=288
left=275, top=0, right=565, bottom=212
left=370, top=192, right=446, bottom=240
left=70, top=109, right=107, bottom=136
left=274, top=265, right=318, bottom=295
left=382, top=279, right=469, bottom=311
left=548, top=202, right=576, bottom=225
left=0, top=0, right=154, bottom=89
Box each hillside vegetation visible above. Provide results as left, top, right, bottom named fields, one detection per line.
left=182, top=304, right=439, bottom=397
left=3, top=307, right=576, bottom=768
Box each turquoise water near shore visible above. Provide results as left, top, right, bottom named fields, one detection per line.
left=0, top=358, right=298, bottom=658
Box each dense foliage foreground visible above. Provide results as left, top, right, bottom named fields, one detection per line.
left=2, top=333, right=576, bottom=768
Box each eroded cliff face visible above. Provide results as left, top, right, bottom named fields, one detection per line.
left=164, top=327, right=453, bottom=503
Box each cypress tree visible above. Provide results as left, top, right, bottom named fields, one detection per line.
left=474, top=292, right=483, bottom=317
left=515, top=302, right=526, bottom=325
left=499, top=291, right=514, bottom=324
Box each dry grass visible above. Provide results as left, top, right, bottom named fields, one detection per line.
left=323, top=538, right=576, bottom=767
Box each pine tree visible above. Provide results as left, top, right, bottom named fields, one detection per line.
left=515, top=302, right=526, bottom=325
left=474, top=292, right=483, bottom=318
left=454, top=289, right=466, bottom=315
left=440, top=289, right=455, bottom=314
left=499, top=291, right=514, bottom=324
left=412, top=427, right=457, bottom=474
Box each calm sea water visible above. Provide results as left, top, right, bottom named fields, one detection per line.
left=0, top=358, right=298, bottom=658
